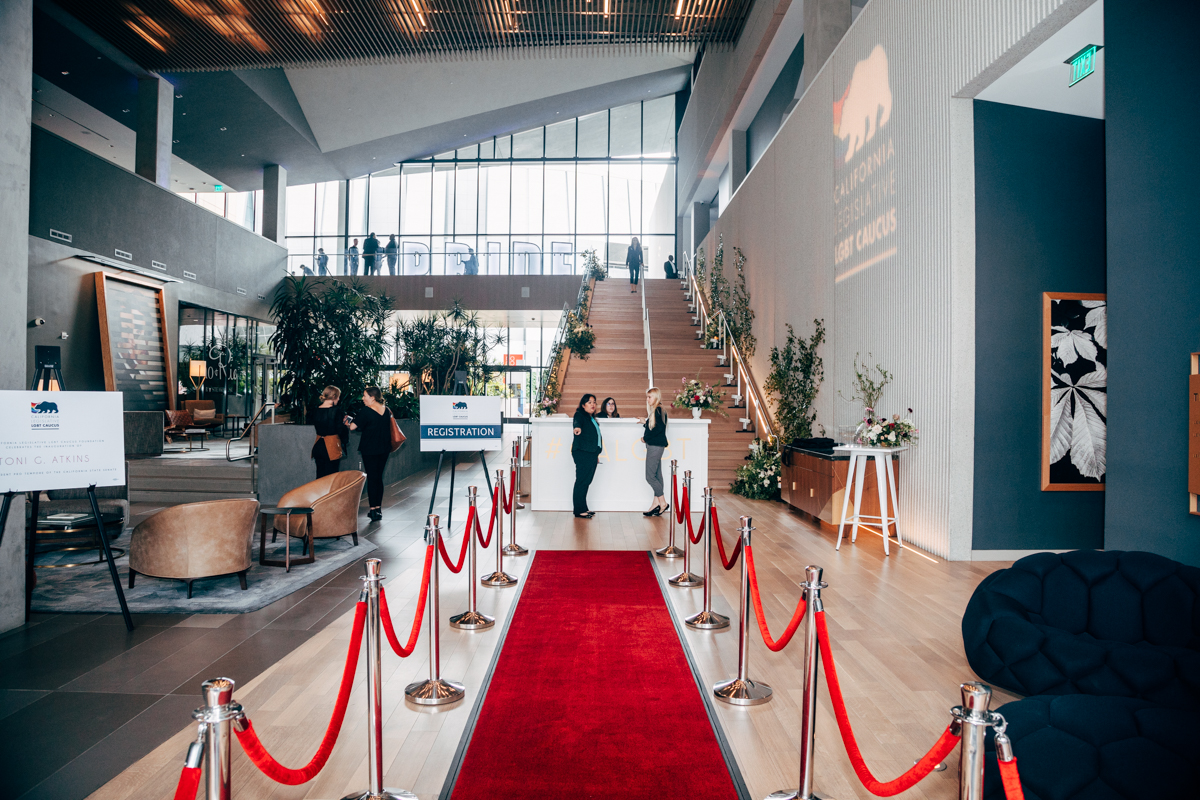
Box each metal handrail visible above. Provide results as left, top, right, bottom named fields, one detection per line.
left=535, top=269, right=592, bottom=412
left=687, top=265, right=776, bottom=440
left=226, top=401, right=276, bottom=462
left=642, top=275, right=654, bottom=388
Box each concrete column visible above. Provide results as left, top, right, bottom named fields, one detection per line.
left=798, top=0, right=851, bottom=93
left=135, top=75, right=173, bottom=188
left=262, top=164, right=287, bottom=244
left=691, top=201, right=711, bottom=256
left=730, top=129, right=748, bottom=195
left=0, top=0, right=31, bottom=634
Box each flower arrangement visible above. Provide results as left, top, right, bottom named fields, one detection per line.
left=672, top=374, right=727, bottom=416
left=731, top=438, right=781, bottom=500
left=855, top=408, right=918, bottom=447
left=536, top=396, right=559, bottom=416
left=582, top=248, right=607, bottom=281
left=563, top=303, right=596, bottom=359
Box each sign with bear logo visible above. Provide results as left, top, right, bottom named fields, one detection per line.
left=419, top=395, right=503, bottom=452
left=0, top=391, right=125, bottom=492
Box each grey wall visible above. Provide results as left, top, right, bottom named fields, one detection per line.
left=0, top=0, right=32, bottom=634
left=29, top=127, right=286, bottom=298
left=747, top=36, right=804, bottom=170
left=1104, top=0, right=1200, bottom=565
left=26, top=236, right=273, bottom=393
left=972, top=100, right=1106, bottom=553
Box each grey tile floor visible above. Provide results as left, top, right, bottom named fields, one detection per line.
left=0, top=458, right=487, bottom=800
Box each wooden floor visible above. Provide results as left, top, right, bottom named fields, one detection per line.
left=88, top=466, right=1013, bottom=800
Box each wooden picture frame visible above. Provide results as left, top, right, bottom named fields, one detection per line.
left=1041, top=291, right=1106, bottom=491
left=94, top=271, right=175, bottom=411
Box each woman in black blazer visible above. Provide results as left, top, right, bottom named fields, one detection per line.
left=571, top=394, right=601, bottom=518
left=347, top=386, right=393, bottom=521
left=311, top=385, right=349, bottom=479
left=626, top=236, right=643, bottom=291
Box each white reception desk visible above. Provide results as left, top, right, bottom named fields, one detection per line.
left=530, top=416, right=709, bottom=511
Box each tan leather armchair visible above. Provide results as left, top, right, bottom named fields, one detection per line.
left=129, top=498, right=259, bottom=598
left=274, top=471, right=365, bottom=549
left=184, top=400, right=224, bottom=429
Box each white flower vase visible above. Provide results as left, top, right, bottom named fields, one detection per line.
left=692, top=407, right=702, bottom=419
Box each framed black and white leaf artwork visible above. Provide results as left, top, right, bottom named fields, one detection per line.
left=1042, top=292, right=1106, bottom=491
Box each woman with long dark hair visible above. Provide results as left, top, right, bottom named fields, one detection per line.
left=571, top=394, right=602, bottom=518
left=596, top=397, right=620, bottom=418
left=347, top=386, right=393, bottom=521
left=638, top=387, right=669, bottom=516
left=626, top=236, right=643, bottom=292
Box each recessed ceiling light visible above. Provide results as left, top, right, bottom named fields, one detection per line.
left=122, top=108, right=129, bottom=112
left=220, top=127, right=227, bottom=131
left=176, top=94, right=182, bottom=98
left=61, top=71, right=69, bottom=75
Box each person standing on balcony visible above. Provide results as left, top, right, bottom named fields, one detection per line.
left=571, top=394, right=601, bottom=518
left=626, top=236, right=643, bottom=292
left=363, top=232, right=380, bottom=276
left=637, top=387, right=669, bottom=516
left=385, top=235, right=398, bottom=275
left=347, top=239, right=360, bottom=276
left=316, top=248, right=329, bottom=276
left=664, top=254, right=677, bottom=279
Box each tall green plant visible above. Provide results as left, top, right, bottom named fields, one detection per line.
left=269, top=277, right=392, bottom=423
left=728, top=246, right=756, bottom=358
left=393, top=301, right=505, bottom=395
left=764, top=319, right=827, bottom=441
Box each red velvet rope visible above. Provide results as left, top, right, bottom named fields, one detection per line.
left=673, top=475, right=686, bottom=524
left=815, top=611, right=961, bottom=795
left=379, top=545, right=434, bottom=658
left=477, top=487, right=498, bottom=548
left=235, top=600, right=367, bottom=784
left=503, top=469, right=516, bottom=513
left=710, top=508, right=743, bottom=571
left=172, top=766, right=201, bottom=800
left=684, top=496, right=706, bottom=544
left=998, top=758, right=1026, bottom=800
left=437, top=506, right=475, bottom=573
left=745, top=544, right=805, bottom=651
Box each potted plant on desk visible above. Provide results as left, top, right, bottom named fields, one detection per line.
left=672, top=375, right=727, bottom=419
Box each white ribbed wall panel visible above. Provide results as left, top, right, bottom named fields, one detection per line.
left=697, top=0, right=1078, bottom=559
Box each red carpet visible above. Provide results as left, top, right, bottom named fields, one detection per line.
left=449, top=551, right=742, bottom=799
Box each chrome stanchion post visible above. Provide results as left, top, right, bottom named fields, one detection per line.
left=405, top=515, right=466, bottom=706
left=512, top=437, right=526, bottom=510
left=685, top=487, right=729, bottom=629
left=502, top=453, right=528, bottom=555
left=481, top=469, right=518, bottom=587
left=654, top=459, right=684, bottom=558
left=714, top=516, right=773, bottom=705
left=450, top=486, right=495, bottom=630
left=193, top=678, right=240, bottom=800
left=768, top=566, right=829, bottom=799
left=344, top=559, right=415, bottom=799
left=952, top=682, right=993, bottom=800
left=669, top=470, right=703, bottom=587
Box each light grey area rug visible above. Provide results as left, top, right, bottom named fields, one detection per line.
left=32, top=530, right=377, bottom=614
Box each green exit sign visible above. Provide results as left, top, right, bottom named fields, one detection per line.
left=1066, top=44, right=1102, bottom=87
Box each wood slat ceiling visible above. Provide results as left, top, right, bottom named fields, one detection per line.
left=56, top=0, right=750, bottom=71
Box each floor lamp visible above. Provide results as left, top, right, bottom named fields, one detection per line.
left=189, top=360, right=207, bottom=396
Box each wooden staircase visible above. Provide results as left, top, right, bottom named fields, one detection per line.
left=559, top=278, right=651, bottom=414
left=646, top=279, right=756, bottom=488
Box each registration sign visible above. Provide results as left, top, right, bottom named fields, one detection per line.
left=419, top=396, right=503, bottom=452
left=0, top=391, right=126, bottom=492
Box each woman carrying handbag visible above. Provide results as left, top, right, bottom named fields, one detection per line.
left=347, top=386, right=404, bottom=521
left=311, top=385, right=349, bottom=479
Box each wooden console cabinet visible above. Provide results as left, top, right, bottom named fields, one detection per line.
left=781, top=447, right=899, bottom=531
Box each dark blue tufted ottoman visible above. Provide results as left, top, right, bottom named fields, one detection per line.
left=962, top=550, right=1200, bottom=709
left=981, top=695, right=1199, bottom=800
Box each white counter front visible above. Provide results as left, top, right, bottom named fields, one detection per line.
left=531, top=416, right=709, bottom=511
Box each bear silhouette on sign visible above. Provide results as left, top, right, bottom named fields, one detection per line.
left=452, top=401, right=468, bottom=410
left=833, top=44, right=892, bottom=165
left=32, top=401, right=59, bottom=413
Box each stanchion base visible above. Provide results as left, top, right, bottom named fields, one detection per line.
left=449, top=610, right=496, bottom=630
left=685, top=610, right=730, bottom=630
left=340, top=789, right=417, bottom=800
left=516, top=500, right=526, bottom=509
left=654, top=544, right=685, bottom=558
left=766, top=791, right=830, bottom=799
left=668, top=570, right=704, bottom=587
left=404, top=678, right=465, bottom=706
left=480, top=571, right=518, bottom=587
left=502, top=543, right=529, bottom=556
left=713, top=677, right=773, bottom=705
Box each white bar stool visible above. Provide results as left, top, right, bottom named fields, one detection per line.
left=833, top=445, right=906, bottom=555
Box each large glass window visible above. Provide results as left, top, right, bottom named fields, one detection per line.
left=284, top=99, right=677, bottom=276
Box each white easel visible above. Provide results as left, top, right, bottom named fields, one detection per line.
left=834, top=445, right=906, bottom=555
